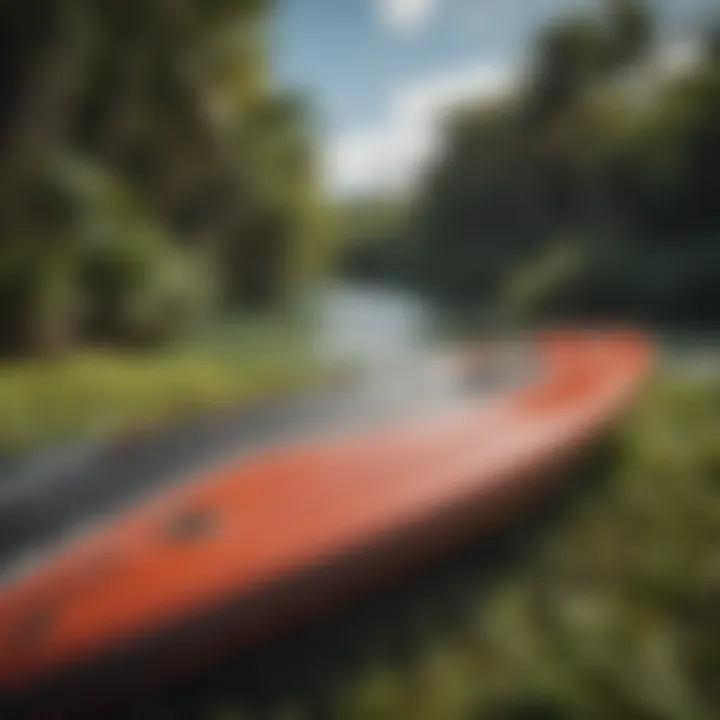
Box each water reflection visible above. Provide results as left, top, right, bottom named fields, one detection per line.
left=313, top=282, right=431, bottom=364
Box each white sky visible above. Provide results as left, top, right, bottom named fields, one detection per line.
left=324, top=61, right=514, bottom=197
left=375, top=0, right=440, bottom=34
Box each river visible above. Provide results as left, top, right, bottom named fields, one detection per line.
left=312, top=282, right=433, bottom=364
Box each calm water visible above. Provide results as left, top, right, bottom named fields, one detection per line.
left=312, top=282, right=433, bottom=364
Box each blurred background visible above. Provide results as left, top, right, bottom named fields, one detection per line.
left=1, top=1, right=720, bottom=718
left=0, top=0, right=719, bottom=448
left=0, top=0, right=718, bottom=446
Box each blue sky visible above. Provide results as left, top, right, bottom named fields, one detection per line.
left=273, top=0, right=718, bottom=195
left=274, top=0, right=602, bottom=132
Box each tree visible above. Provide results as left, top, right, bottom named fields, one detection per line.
left=0, top=0, right=322, bottom=355
left=408, top=0, right=720, bottom=326
left=607, top=0, right=654, bottom=67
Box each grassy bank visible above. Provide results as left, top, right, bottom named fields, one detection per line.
left=0, top=315, right=323, bottom=453
left=129, top=366, right=720, bottom=720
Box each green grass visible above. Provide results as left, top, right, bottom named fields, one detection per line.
left=0, top=315, right=324, bottom=453
left=130, top=366, right=720, bottom=720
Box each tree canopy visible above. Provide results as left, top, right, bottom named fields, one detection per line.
left=0, top=0, right=322, bottom=356
left=410, top=0, right=720, bottom=327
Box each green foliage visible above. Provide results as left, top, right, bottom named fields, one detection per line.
left=334, top=195, right=411, bottom=284
left=607, top=0, right=654, bottom=67
left=532, top=15, right=612, bottom=115
left=503, top=239, right=585, bottom=320
left=0, top=0, right=324, bottom=357
left=410, top=0, right=720, bottom=327
left=412, top=102, right=547, bottom=309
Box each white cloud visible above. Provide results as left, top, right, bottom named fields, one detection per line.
left=326, top=122, right=437, bottom=198
left=394, top=65, right=511, bottom=122
left=325, top=63, right=515, bottom=197
left=375, top=0, right=439, bottom=34
left=655, top=40, right=702, bottom=75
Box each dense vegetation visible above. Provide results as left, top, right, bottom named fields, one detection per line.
left=334, top=195, right=410, bottom=285
left=0, top=0, right=324, bottom=357
left=127, top=363, right=720, bottom=720
left=341, top=1, right=720, bottom=329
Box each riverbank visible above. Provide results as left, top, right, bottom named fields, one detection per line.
left=0, top=317, right=322, bottom=454
left=0, top=285, right=432, bottom=454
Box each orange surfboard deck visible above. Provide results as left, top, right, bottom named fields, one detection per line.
left=0, top=331, right=651, bottom=711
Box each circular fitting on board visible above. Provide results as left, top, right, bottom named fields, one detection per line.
left=163, top=507, right=219, bottom=542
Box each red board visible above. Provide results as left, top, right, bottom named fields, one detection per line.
left=0, top=331, right=651, bottom=710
